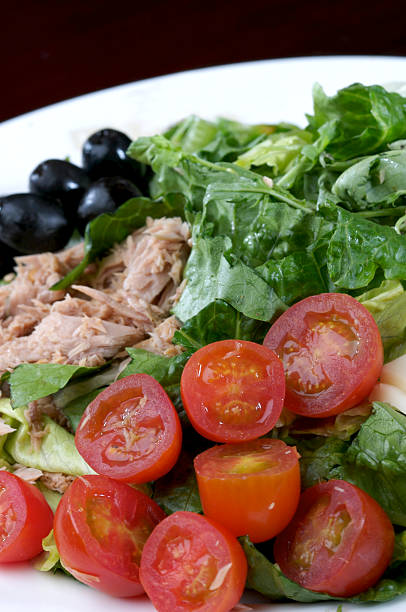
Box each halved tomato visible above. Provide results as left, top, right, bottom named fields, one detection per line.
left=53, top=474, right=166, bottom=597
left=274, top=479, right=394, bottom=597
left=139, top=511, right=247, bottom=612
left=75, top=374, right=182, bottom=483
left=194, top=438, right=300, bottom=542
left=0, top=471, right=53, bottom=562
left=180, top=339, right=285, bottom=443
left=264, top=293, right=383, bottom=417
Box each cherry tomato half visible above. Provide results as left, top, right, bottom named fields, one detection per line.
left=180, top=339, right=285, bottom=443
left=274, top=479, right=394, bottom=597
left=263, top=293, right=383, bottom=417
left=140, top=511, right=247, bottom=612
left=75, top=374, right=182, bottom=483
left=194, top=438, right=300, bottom=543
left=0, top=471, right=53, bottom=562
left=54, top=474, right=166, bottom=597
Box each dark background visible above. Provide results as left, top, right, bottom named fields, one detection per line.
left=2, top=0, right=405, bottom=123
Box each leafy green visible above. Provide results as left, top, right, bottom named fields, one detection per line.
left=120, top=348, right=191, bottom=410
left=241, top=537, right=333, bottom=602
left=62, top=389, right=102, bottom=432
left=336, top=402, right=406, bottom=526
left=236, top=127, right=313, bottom=177
left=173, top=235, right=287, bottom=323
left=9, top=363, right=105, bottom=408
left=52, top=193, right=186, bottom=290
left=0, top=399, right=94, bottom=476
left=308, top=82, right=406, bottom=160
left=358, top=280, right=406, bottom=362
left=321, top=202, right=406, bottom=289
left=173, top=300, right=269, bottom=350
left=296, top=437, right=350, bottom=489
left=165, top=115, right=270, bottom=162
left=153, top=449, right=202, bottom=515
left=333, top=150, right=406, bottom=210
left=35, top=530, right=61, bottom=573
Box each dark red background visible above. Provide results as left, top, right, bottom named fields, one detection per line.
left=2, top=0, right=405, bottom=123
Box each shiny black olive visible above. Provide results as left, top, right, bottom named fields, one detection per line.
left=0, top=241, right=17, bottom=278
left=77, top=176, right=142, bottom=234
left=81, top=128, right=149, bottom=191
left=0, top=194, right=73, bottom=254
left=29, top=159, right=91, bottom=217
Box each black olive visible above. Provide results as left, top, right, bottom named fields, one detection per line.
left=77, top=176, right=142, bottom=234
left=0, top=194, right=73, bottom=254
left=0, top=241, right=17, bottom=277
left=29, top=159, right=91, bottom=217
left=81, top=128, right=149, bottom=191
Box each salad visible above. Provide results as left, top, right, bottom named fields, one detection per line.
left=1, top=78, right=406, bottom=610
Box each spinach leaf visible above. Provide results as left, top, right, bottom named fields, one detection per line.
left=120, top=348, right=191, bottom=410
left=9, top=363, right=105, bottom=408
left=173, top=300, right=269, bottom=351
left=242, top=536, right=406, bottom=604
left=62, top=389, right=102, bottom=432
left=338, top=402, right=406, bottom=526
left=153, top=449, right=202, bottom=515
left=241, top=537, right=333, bottom=603
left=321, top=202, right=406, bottom=289
left=333, top=150, right=406, bottom=211
left=308, top=83, right=406, bottom=160
left=296, top=437, right=350, bottom=489
left=173, top=235, right=286, bottom=323
left=52, top=193, right=186, bottom=290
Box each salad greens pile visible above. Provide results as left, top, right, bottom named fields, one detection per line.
left=3, top=81, right=406, bottom=605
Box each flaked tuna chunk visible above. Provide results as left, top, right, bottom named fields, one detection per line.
left=93, top=217, right=190, bottom=310
left=134, top=315, right=183, bottom=357
left=0, top=310, right=142, bottom=372
left=0, top=243, right=85, bottom=344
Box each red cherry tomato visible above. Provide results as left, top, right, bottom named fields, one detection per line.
left=194, top=438, right=300, bottom=543
left=75, top=374, right=182, bottom=483
left=263, top=293, right=383, bottom=417
left=274, top=479, right=394, bottom=597
left=140, top=511, right=247, bottom=612
left=54, top=474, right=166, bottom=597
left=0, top=471, right=53, bottom=562
left=180, top=339, right=285, bottom=443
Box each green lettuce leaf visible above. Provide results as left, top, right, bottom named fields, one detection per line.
left=332, top=150, right=406, bottom=210
left=308, top=82, right=406, bottom=160
left=321, top=202, right=406, bottom=289
left=35, top=530, right=62, bottom=573
left=153, top=449, right=202, bottom=515
left=9, top=363, right=106, bottom=408
left=119, top=348, right=191, bottom=411
left=173, top=235, right=287, bottom=323
left=173, top=300, right=269, bottom=351
left=0, top=400, right=94, bottom=476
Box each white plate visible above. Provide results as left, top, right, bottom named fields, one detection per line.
left=1, top=56, right=406, bottom=611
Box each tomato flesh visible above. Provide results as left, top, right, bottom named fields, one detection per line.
left=0, top=471, right=53, bottom=563
left=75, top=373, right=182, bottom=483
left=194, top=438, right=300, bottom=542
left=264, top=293, right=383, bottom=417
left=274, top=480, right=394, bottom=597
left=53, top=474, right=166, bottom=597
left=139, top=511, right=247, bottom=612
left=180, top=339, right=285, bottom=443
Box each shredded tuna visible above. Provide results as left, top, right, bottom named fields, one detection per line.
left=13, top=466, right=43, bottom=483
left=0, top=217, right=190, bottom=374
left=0, top=243, right=86, bottom=344
left=0, top=417, right=15, bottom=436
left=134, top=315, right=183, bottom=357
left=39, top=472, right=75, bottom=493
left=24, top=396, right=73, bottom=450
